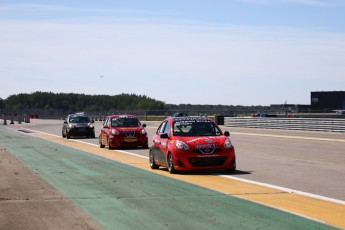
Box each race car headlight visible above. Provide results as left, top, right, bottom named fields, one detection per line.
left=175, top=140, right=189, bottom=150
left=88, top=123, right=94, bottom=129
left=111, top=129, right=120, bottom=135
left=140, top=129, right=147, bottom=135
left=224, top=138, right=233, bottom=149
left=68, top=124, right=74, bottom=128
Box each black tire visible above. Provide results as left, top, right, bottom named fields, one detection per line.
left=167, top=153, right=177, bottom=174
left=66, top=132, right=70, bottom=139
left=143, top=139, right=149, bottom=149
left=99, top=136, right=105, bottom=148
left=62, top=130, right=66, bottom=138
left=149, top=151, right=159, bottom=169
left=108, top=139, right=113, bottom=150
left=224, top=166, right=236, bottom=174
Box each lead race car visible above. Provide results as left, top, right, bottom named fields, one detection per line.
left=99, top=114, right=148, bottom=149
left=149, top=116, right=236, bottom=174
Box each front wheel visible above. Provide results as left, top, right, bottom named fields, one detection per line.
left=108, top=139, right=113, bottom=150
left=224, top=166, right=236, bottom=174
left=149, top=151, right=159, bottom=169
left=99, top=136, right=105, bottom=148
left=167, top=153, right=177, bottom=174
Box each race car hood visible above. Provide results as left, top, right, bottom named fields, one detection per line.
left=178, top=136, right=227, bottom=148
left=115, top=127, right=142, bottom=132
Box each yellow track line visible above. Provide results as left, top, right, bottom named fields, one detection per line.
left=32, top=133, right=345, bottom=229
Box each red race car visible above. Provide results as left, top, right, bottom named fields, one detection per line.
left=99, top=115, right=148, bottom=149
left=149, top=116, right=236, bottom=174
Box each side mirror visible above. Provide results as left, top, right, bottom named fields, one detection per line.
left=142, top=124, right=146, bottom=127
left=64, top=121, right=67, bottom=124
left=160, top=133, right=169, bottom=139
left=224, top=131, right=230, bottom=137
left=91, top=119, right=95, bottom=123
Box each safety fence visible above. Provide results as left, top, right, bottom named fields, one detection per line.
left=224, top=117, right=345, bottom=133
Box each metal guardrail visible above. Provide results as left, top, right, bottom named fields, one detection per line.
left=3, top=113, right=345, bottom=133
left=1, top=114, right=30, bottom=125
left=224, top=117, right=345, bottom=132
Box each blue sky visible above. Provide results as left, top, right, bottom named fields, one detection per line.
left=1, top=0, right=345, bottom=106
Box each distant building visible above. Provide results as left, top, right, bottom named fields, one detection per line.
left=311, top=91, right=345, bottom=111
left=270, top=91, right=345, bottom=113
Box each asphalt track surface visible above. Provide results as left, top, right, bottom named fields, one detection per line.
left=1, top=119, right=345, bottom=229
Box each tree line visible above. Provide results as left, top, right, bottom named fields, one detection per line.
left=1, top=92, right=165, bottom=111
left=0, top=91, right=270, bottom=115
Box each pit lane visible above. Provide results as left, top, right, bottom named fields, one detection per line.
left=2, top=118, right=345, bottom=229
left=14, top=118, right=345, bottom=201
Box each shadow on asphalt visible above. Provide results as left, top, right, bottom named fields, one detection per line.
left=156, top=168, right=252, bottom=176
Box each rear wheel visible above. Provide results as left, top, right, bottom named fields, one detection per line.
left=149, top=151, right=159, bottom=169
left=167, top=153, right=177, bottom=174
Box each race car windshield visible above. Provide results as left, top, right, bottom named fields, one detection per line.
left=173, top=120, right=221, bottom=136
left=69, top=116, right=90, bottom=123
left=111, top=118, right=141, bottom=127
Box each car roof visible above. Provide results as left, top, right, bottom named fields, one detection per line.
left=67, top=113, right=86, bottom=117
left=172, top=112, right=188, bottom=117
left=170, top=116, right=213, bottom=122
left=108, top=114, right=137, bottom=119
left=75, top=112, right=89, bottom=115
left=71, top=113, right=89, bottom=116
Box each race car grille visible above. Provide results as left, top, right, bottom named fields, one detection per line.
left=123, top=131, right=136, bottom=138
left=191, top=148, right=222, bottom=154
left=188, top=156, right=227, bottom=167
left=72, top=126, right=91, bottom=132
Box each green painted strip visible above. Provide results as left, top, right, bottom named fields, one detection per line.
left=0, top=127, right=339, bottom=230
